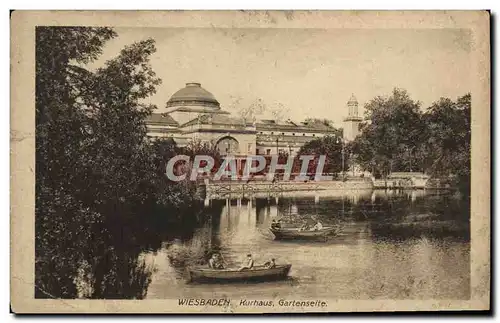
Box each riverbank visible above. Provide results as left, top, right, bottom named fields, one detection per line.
left=204, top=179, right=374, bottom=199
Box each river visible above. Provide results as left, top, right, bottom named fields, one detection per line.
left=142, top=189, right=470, bottom=300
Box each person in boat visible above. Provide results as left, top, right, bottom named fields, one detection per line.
left=311, top=220, right=324, bottom=231
left=271, top=219, right=282, bottom=230
left=208, top=254, right=217, bottom=269
left=214, top=253, right=226, bottom=269
left=215, top=253, right=227, bottom=269
left=264, top=258, right=276, bottom=269
left=298, top=220, right=310, bottom=231
left=239, top=254, right=254, bottom=271
left=208, top=253, right=226, bottom=269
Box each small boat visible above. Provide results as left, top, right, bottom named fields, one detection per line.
left=188, top=264, right=292, bottom=283
left=270, top=226, right=337, bottom=240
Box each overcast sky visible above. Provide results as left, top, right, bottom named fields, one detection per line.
left=91, top=27, right=472, bottom=127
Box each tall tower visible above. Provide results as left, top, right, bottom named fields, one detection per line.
left=342, top=94, right=362, bottom=141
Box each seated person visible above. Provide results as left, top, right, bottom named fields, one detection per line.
left=213, top=254, right=225, bottom=269
left=312, top=221, right=323, bottom=231
left=263, top=258, right=276, bottom=269
left=208, top=253, right=225, bottom=269
left=271, top=219, right=282, bottom=230
left=208, top=254, right=217, bottom=269
left=238, top=254, right=254, bottom=271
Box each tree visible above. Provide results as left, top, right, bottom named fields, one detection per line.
left=294, top=135, right=348, bottom=178
left=351, top=88, right=425, bottom=178
left=35, top=26, right=118, bottom=298
left=351, top=89, right=471, bottom=192
left=234, top=97, right=265, bottom=124
left=76, top=38, right=162, bottom=215
left=35, top=27, right=163, bottom=298
left=269, top=102, right=290, bottom=123
left=423, top=94, right=471, bottom=193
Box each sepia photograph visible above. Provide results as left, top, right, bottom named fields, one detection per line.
left=10, top=10, right=490, bottom=313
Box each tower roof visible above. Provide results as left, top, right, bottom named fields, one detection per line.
left=347, top=93, right=358, bottom=105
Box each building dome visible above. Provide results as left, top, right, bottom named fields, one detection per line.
left=167, top=82, right=220, bottom=108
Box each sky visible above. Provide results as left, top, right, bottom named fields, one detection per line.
left=90, top=27, right=472, bottom=127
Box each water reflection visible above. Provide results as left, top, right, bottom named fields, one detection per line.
left=64, top=190, right=470, bottom=299
left=74, top=222, right=157, bottom=299
left=143, top=190, right=469, bottom=300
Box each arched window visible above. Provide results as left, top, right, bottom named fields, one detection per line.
left=216, top=136, right=239, bottom=155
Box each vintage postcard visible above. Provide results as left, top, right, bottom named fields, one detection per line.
left=11, top=10, right=490, bottom=313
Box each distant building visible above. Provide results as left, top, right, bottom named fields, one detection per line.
left=255, top=118, right=337, bottom=156
left=145, top=83, right=363, bottom=178
left=388, top=172, right=430, bottom=188
left=372, top=172, right=431, bottom=189
left=145, top=82, right=353, bottom=156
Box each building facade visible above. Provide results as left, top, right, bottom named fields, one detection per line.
left=145, top=82, right=359, bottom=158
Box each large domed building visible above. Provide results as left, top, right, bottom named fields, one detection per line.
left=146, top=82, right=355, bottom=167
left=146, top=82, right=256, bottom=156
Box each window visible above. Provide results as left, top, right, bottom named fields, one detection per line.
left=302, top=133, right=305, bottom=136
left=281, top=132, right=285, bottom=135
left=271, top=132, right=274, bottom=135
left=313, top=134, right=316, bottom=137
left=266, top=149, right=271, bottom=155
left=247, top=143, right=252, bottom=152
left=216, top=137, right=239, bottom=155
left=292, top=133, right=295, bottom=136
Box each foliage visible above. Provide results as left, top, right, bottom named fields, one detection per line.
left=422, top=94, right=471, bottom=194
left=294, top=135, right=349, bottom=177
left=76, top=38, right=162, bottom=216
left=35, top=27, right=173, bottom=299
left=233, top=97, right=265, bottom=124
left=233, top=98, right=290, bottom=124
left=150, top=138, right=222, bottom=210
left=350, top=88, right=470, bottom=189
left=423, top=94, right=471, bottom=178
left=350, top=88, right=425, bottom=178
left=268, top=102, right=290, bottom=123
left=35, top=26, right=118, bottom=298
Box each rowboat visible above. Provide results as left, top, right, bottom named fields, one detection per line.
left=188, top=264, right=292, bottom=282
left=270, top=226, right=337, bottom=240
